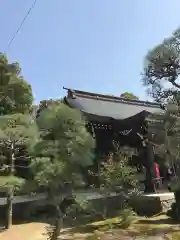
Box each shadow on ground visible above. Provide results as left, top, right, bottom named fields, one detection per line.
left=63, top=215, right=180, bottom=239
left=136, top=217, right=176, bottom=225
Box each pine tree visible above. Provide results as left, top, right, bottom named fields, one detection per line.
left=0, top=113, right=38, bottom=228
left=31, top=103, right=95, bottom=240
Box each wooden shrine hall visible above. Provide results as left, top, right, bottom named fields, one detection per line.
left=64, top=88, right=165, bottom=193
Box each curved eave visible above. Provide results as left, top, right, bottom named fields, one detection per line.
left=65, top=96, right=163, bottom=121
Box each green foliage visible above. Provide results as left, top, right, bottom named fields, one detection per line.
left=98, top=153, right=137, bottom=193
left=31, top=103, right=95, bottom=240
left=31, top=104, right=95, bottom=190
left=35, top=103, right=95, bottom=167
left=88, top=152, right=137, bottom=220
left=0, top=176, right=25, bottom=191
left=31, top=157, right=86, bottom=192
left=148, top=102, right=180, bottom=173
left=0, top=53, right=33, bottom=114
left=0, top=54, right=36, bottom=229
left=120, top=92, right=139, bottom=100
left=142, top=27, right=180, bottom=103
left=154, top=104, right=180, bottom=171
left=0, top=113, right=39, bottom=144
left=18, top=180, right=38, bottom=195
left=36, top=99, right=64, bottom=119
left=0, top=113, right=39, bottom=190
left=119, top=208, right=136, bottom=229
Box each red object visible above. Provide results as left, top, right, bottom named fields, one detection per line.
left=154, top=162, right=160, bottom=178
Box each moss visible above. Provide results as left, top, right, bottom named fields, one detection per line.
left=89, top=216, right=122, bottom=227
left=86, top=214, right=180, bottom=236
left=168, top=232, right=180, bottom=240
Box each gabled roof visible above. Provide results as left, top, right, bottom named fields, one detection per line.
left=64, top=88, right=163, bottom=120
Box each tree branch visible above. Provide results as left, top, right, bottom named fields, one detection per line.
left=169, top=79, right=180, bottom=88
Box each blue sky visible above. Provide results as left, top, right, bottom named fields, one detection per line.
left=0, top=0, right=180, bottom=103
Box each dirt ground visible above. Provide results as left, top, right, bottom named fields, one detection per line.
left=0, top=222, right=48, bottom=240
left=0, top=215, right=180, bottom=240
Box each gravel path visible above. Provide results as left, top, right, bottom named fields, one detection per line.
left=0, top=223, right=47, bottom=240
left=0, top=222, right=174, bottom=240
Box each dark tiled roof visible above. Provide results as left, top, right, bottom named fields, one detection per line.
left=64, top=88, right=163, bottom=120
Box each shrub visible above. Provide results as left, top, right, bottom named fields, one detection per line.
left=167, top=182, right=180, bottom=221
left=119, top=208, right=137, bottom=229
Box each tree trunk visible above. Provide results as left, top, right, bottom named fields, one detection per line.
left=9, top=142, right=15, bottom=175
left=5, top=188, right=13, bottom=229
left=5, top=142, right=15, bottom=229
left=142, top=143, right=155, bottom=193
left=51, top=205, right=63, bottom=240
left=145, top=167, right=154, bottom=193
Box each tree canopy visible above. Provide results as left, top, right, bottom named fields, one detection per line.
left=0, top=54, right=37, bottom=229
left=35, top=103, right=95, bottom=167
left=31, top=103, right=95, bottom=239
left=120, top=92, right=139, bottom=100
left=36, top=99, right=64, bottom=119
left=0, top=53, right=34, bottom=114
left=142, top=27, right=180, bottom=103
left=0, top=114, right=38, bottom=143
left=142, top=27, right=180, bottom=175
left=0, top=113, right=39, bottom=228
